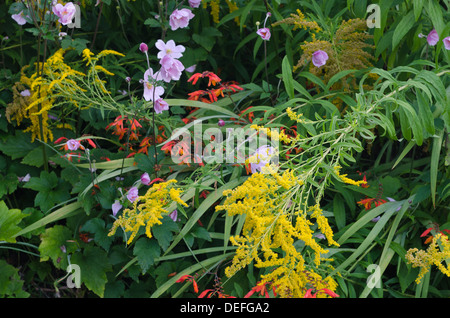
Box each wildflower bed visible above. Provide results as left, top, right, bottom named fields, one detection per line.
left=0, top=0, right=449, bottom=300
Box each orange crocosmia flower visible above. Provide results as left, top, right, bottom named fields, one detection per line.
left=205, top=72, right=221, bottom=86
left=221, top=81, right=244, bottom=93
left=187, top=73, right=203, bottom=85
left=161, top=140, right=176, bottom=154
left=175, top=274, right=199, bottom=294
left=106, top=115, right=128, bottom=140
left=357, top=197, right=387, bottom=210
left=187, top=71, right=222, bottom=87
left=244, top=281, right=275, bottom=298
left=188, top=89, right=206, bottom=101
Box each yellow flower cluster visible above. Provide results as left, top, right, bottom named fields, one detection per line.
left=208, top=0, right=220, bottom=23
left=250, top=124, right=295, bottom=145
left=7, top=49, right=85, bottom=142
left=216, top=170, right=339, bottom=297
left=108, top=180, right=187, bottom=245
left=334, top=165, right=367, bottom=187
left=272, top=9, right=321, bottom=33
left=405, top=233, right=450, bottom=284
left=224, top=0, right=241, bottom=26
left=286, top=107, right=304, bottom=123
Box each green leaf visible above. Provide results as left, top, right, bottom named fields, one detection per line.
left=282, top=56, right=294, bottom=99
left=38, top=225, right=77, bottom=269
left=392, top=11, right=415, bottom=49
left=81, top=218, right=114, bottom=251
left=144, top=18, right=161, bottom=28
left=333, top=195, right=346, bottom=230
left=193, top=34, right=216, bottom=52
left=413, top=0, right=425, bottom=21
left=0, top=131, right=37, bottom=160
left=21, top=147, right=45, bottom=167
left=425, top=0, right=445, bottom=35
left=133, top=237, right=161, bottom=274
left=24, top=170, right=58, bottom=192
left=430, top=130, right=444, bottom=207
left=0, top=173, right=19, bottom=198
left=71, top=246, right=112, bottom=298
left=416, top=90, right=435, bottom=135
left=152, top=216, right=179, bottom=252
left=14, top=201, right=82, bottom=238
left=0, top=260, right=29, bottom=298
left=0, top=201, right=27, bottom=243
left=24, top=171, right=71, bottom=213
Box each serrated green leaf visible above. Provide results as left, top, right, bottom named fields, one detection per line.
left=81, top=218, right=114, bottom=251
left=0, top=131, right=37, bottom=160
left=0, top=260, right=29, bottom=298
left=38, top=225, right=77, bottom=269
left=0, top=173, right=19, bottom=198
left=71, top=246, right=112, bottom=298
left=21, top=147, right=45, bottom=167
left=152, top=216, right=179, bottom=252
left=0, top=201, right=27, bottom=243
left=133, top=237, right=161, bottom=274
left=24, top=171, right=72, bottom=212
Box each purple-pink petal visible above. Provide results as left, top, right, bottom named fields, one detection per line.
left=154, top=98, right=169, bottom=114
left=126, top=187, right=139, bottom=203
left=312, top=50, right=328, bottom=67
left=427, top=29, right=439, bottom=46
left=443, top=36, right=450, bottom=50
left=256, top=28, right=271, bottom=41
left=169, top=8, right=195, bottom=31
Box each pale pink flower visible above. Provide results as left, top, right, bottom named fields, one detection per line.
left=312, top=50, right=328, bottom=67
left=249, top=145, right=276, bottom=174
left=256, top=28, right=271, bottom=41
left=66, top=139, right=81, bottom=151
left=169, top=8, right=195, bottom=31
left=112, top=200, right=122, bottom=216
left=18, top=174, right=31, bottom=182
left=52, top=2, right=76, bottom=25
left=154, top=98, right=169, bottom=114
left=155, top=39, right=185, bottom=59
left=443, top=36, right=450, bottom=50
left=427, top=29, right=439, bottom=46
left=12, top=11, right=27, bottom=25
left=20, top=89, right=31, bottom=97
left=188, top=0, right=202, bottom=8
left=140, top=172, right=151, bottom=185
left=143, top=68, right=165, bottom=101
left=185, top=65, right=197, bottom=73
left=159, top=55, right=185, bottom=82
left=169, top=209, right=178, bottom=222
left=126, top=187, right=139, bottom=203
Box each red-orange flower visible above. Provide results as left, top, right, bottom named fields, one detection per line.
left=304, top=288, right=339, bottom=298
left=244, top=281, right=276, bottom=298
left=188, top=71, right=222, bottom=86
left=175, top=274, right=199, bottom=293
left=421, top=224, right=450, bottom=244
left=357, top=197, right=387, bottom=210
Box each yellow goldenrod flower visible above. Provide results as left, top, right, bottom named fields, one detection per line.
left=405, top=233, right=450, bottom=284
left=108, top=180, right=187, bottom=245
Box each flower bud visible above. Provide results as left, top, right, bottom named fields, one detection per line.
left=139, top=42, right=148, bottom=53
